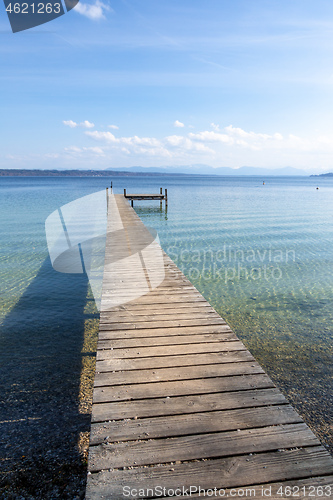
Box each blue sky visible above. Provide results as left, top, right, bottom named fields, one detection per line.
left=1, top=0, right=333, bottom=172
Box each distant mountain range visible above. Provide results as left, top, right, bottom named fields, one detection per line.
left=106, top=164, right=309, bottom=176
left=0, top=169, right=170, bottom=177
left=310, top=172, right=333, bottom=177
left=1, top=165, right=310, bottom=177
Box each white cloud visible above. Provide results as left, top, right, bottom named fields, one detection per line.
left=63, top=120, right=95, bottom=129
left=211, top=123, right=220, bottom=131
left=108, top=124, right=119, bottom=130
left=63, top=122, right=333, bottom=170
left=189, top=130, right=232, bottom=143
left=86, top=131, right=161, bottom=147
left=81, top=120, right=95, bottom=129
left=165, top=135, right=213, bottom=153
left=63, top=120, right=78, bottom=128
left=65, top=146, right=81, bottom=153
left=166, top=135, right=184, bottom=147
left=174, top=120, right=185, bottom=128
left=86, top=131, right=119, bottom=142
left=122, top=136, right=161, bottom=147
left=64, top=145, right=105, bottom=157
left=189, top=125, right=285, bottom=150
left=224, top=125, right=273, bottom=140
left=74, top=0, right=111, bottom=20
left=72, top=124, right=289, bottom=158
left=87, top=146, right=105, bottom=156
left=85, top=130, right=172, bottom=158
left=85, top=128, right=216, bottom=158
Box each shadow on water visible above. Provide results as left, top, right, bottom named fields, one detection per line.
left=134, top=204, right=168, bottom=221
left=0, top=256, right=96, bottom=499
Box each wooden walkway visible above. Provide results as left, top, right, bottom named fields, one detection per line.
left=86, top=194, right=333, bottom=499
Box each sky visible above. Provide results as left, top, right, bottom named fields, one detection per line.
left=1, top=0, right=333, bottom=172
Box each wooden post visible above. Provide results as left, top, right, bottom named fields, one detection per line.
left=131, top=199, right=134, bottom=207
left=124, top=188, right=126, bottom=197
left=160, top=187, right=163, bottom=209
left=111, top=181, right=113, bottom=193
left=165, top=188, right=168, bottom=208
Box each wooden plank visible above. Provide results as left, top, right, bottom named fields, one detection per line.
left=157, top=476, right=333, bottom=500
left=94, top=361, right=264, bottom=387
left=101, top=296, right=211, bottom=307
left=91, top=388, right=287, bottom=421
left=101, top=303, right=215, bottom=315
left=102, top=294, right=208, bottom=307
left=125, top=194, right=165, bottom=198
left=98, top=324, right=233, bottom=337
left=102, top=286, right=200, bottom=295
left=90, top=404, right=302, bottom=444
left=98, top=328, right=235, bottom=341
left=102, top=286, right=203, bottom=294
left=88, top=423, right=319, bottom=471
left=85, top=447, right=333, bottom=499
left=99, top=311, right=222, bottom=323
left=96, top=341, right=247, bottom=361
left=104, top=280, right=193, bottom=287
left=92, top=374, right=275, bottom=403
left=98, top=313, right=226, bottom=331
left=97, top=333, right=239, bottom=350
left=95, top=350, right=254, bottom=372
left=100, top=290, right=204, bottom=300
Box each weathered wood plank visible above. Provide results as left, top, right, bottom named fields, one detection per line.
left=100, top=304, right=216, bottom=317
left=95, top=350, right=254, bottom=372
left=93, top=374, right=275, bottom=403
left=99, top=318, right=226, bottom=330
left=91, top=388, right=287, bottom=421
left=104, top=301, right=214, bottom=313
left=90, top=404, right=302, bottom=444
left=157, top=476, right=333, bottom=500
left=96, top=341, right=247, bottom=361
left=102, top=294, right=208, bottom=307
left=88, top=423, right=319, bottom=471
left=99, top=311, right=222, bottom=323
left=98, top=324, right=233, bottom=337
left=97, top=333, right=239, bottom=350
left=102, top=287, right=202, bottom=297
left=85, top=447, right=333, bottom=499
left=94, top=361, right=263, bottom=387
left=103, top=287, right=197, bottom=295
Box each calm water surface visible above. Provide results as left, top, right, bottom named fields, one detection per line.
left=1, top=175, right=332, bottom=454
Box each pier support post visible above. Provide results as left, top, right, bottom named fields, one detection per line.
left=165, top=188, right=168, bottom=208
left=131, top=199, right=134, bottom=207
left=160, top=187, right=163, bottom=209
left=124, top=188, right=126, bottom=197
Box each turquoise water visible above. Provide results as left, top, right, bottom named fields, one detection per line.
left=0, top=175, right=332, bottom=457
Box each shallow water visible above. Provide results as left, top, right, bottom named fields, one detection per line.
left=0, top=174, right=332, bottom=468
left=134, top=175, right=333, bottom=451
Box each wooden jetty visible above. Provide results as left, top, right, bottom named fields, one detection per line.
left=86, top=193, right=333, bottom=499
left=124, top=188, right=167, bottom=207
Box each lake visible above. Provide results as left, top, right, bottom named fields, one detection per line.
left=0, top=174, right=332, bottom=486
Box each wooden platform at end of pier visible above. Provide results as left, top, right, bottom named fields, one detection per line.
left=123, top=188, right=168, bottom=207
left=86, top=193, right=333, bottom=499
